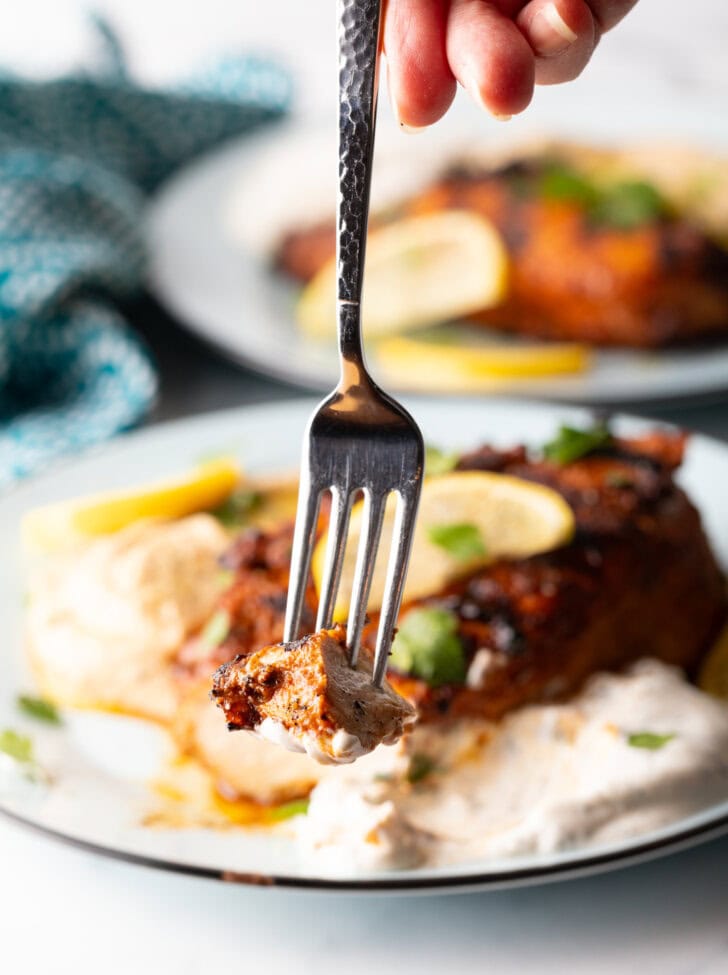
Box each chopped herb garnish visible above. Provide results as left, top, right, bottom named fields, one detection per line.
left=201, top=609, right=231, bottom=648
left=268, top=798, right=310, bottom=821
left=17, top=695, right=61, bottom=725
left=390, top=607, right=466, bottom=688
left=591, top=180, right=666, bottom=230
left=407, top=754, right=436, bottom=784
left=425, top=444, right=459, bottom=476
left=539, top=164, right=598, bottom=207
left=428, top=522, right=487, bottom=562
left=535, top=163, right=665, bottom=229
left=627, top=731, right=676, bottom=751
left=216, top=569, right=235, bottom=589
left=543, top=422, right=613, bottom=465
left=605, top=472, right=634, bottom=490
left=212, top=488, right=262, bottom=528
left=0, top=729, right=34, bottom=764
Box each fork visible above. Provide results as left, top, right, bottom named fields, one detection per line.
left=283, top=0, right=425, bottom=687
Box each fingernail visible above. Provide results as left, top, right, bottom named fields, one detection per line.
left=463, top=73, right=512, bottom=121
left=529, top=2, right=578, bottom=56
left=462, top=72, right=489, bottom=113
left=386, top=62, right=425, bottom=134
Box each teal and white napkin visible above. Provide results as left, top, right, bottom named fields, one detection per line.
left=0, top=18, right=289, bottom=487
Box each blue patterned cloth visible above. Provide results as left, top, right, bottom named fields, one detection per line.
left=0, top=21, right=289, bottom=487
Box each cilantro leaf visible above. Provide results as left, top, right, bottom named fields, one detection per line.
left=201, top=609, right=231, bottom=648
left=591, top=180, right=666, bottom=230
left=627, top=731, right=676, bottom=751
left=407, top=754, right=436, bottom=784
left=268, top=798, right=309, bottom=821
left=0, top=729, right=34, bottom=764
left=216, top=569, right=235, bottom=589
left=605, top=472, right=634, bottom=489
left=539, top=164, right=599, bottom=207
left=536, top=163, right=665, bottom=229
left=212, top=489, right=262, bottom=528
left=425, top=444, right=459, bottom=476
left=390, top=608, right=466, bottom=688
left=428, top=522, right=487, bottom=562
left=17, top=695, right=61, bottom=725
left=542, top=422, right=613, bottom=465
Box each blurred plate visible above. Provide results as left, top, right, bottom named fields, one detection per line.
left=2, top=398, right=728, bottom=891
left=146, top=94, right=728, bottom=404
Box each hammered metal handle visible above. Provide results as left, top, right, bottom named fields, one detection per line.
left=337, top=0, right=382, bottom=333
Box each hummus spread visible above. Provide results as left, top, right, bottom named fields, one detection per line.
left=26, top=515, right=228, bottom=721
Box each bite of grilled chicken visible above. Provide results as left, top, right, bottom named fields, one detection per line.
left=211, top=625, right=416, bottom=765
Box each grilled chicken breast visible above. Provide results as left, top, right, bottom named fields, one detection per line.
left=182, top=431, right=727, bottom=731
left=276, top=154, right=728, bottom=348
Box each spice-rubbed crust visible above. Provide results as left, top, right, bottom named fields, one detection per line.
left=210, top=625, right=416, bottom=765
left=275, top=154, right=728, bottom=348
left=181, top=430, right=727, bottom=728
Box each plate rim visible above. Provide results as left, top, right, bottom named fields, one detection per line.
left=1, top=802, right=727, bottom=894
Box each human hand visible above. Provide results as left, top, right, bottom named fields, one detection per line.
left=383, top=0, right=639, bottom=127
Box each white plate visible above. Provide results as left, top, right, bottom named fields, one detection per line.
left=147, top=92, right=728, bottom=405
left=2, top=397, right=728, bottom=892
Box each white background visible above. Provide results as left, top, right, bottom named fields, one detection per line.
left=1, top=2, right=728, bottom=973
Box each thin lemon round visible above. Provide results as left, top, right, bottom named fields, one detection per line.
left=375, top=335, right=591, bottom=392
left=313, top=470, right=575, bottom=622
left=297, top=210, right=508, bottom=339
left=22, top=457, right=241, bottom=553
left=698, top=623, right=728, bottom=701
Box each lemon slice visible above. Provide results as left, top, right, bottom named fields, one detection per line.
left=375, top=335, right=591, bottom=392
left=22, top=457, right=241, bottom=552
left=699, top=623, right=728, bottom=701
left=297, top=211, right=508, bottom=339
left=313, top=471, right=575, bottom=621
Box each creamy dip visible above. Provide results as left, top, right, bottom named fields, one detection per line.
left=297, top=660, right=728, bottom=870
left=26, top=515, right=228, bottom=721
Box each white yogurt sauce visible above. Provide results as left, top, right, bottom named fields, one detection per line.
left=254, top=717, right=368, bottom=766
left=297, top=660, right=728, bottom=870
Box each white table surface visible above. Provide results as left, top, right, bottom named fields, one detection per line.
left=2, top=2, right=728, bottom=972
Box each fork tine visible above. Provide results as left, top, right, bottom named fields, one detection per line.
left=283, top=475, right=322, bottom=643
left=346, top=490, right=387, bottom=667
left=316, top=486, right=354, bottom=631
left=372, top=489, right=420, bottom=687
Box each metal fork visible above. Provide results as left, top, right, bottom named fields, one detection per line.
left=283, top=0, right=424, bottom=687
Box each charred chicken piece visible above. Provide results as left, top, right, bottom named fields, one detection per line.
left=211, top=625, right=416, bottom=765
left=275, top=156, right=728, bottom=348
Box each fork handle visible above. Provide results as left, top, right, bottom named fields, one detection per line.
left=337, top=0, right=383, bottom=366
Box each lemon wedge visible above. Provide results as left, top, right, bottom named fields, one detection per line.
left=297, top=211, right=508, bottom=339
left=22, top=457, right=241, bottom=552
left=375, top=335, right=591, bottom=392
left=699, top=623, right=728, bottom=701
left=313, top=471, right=575, bottom=621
